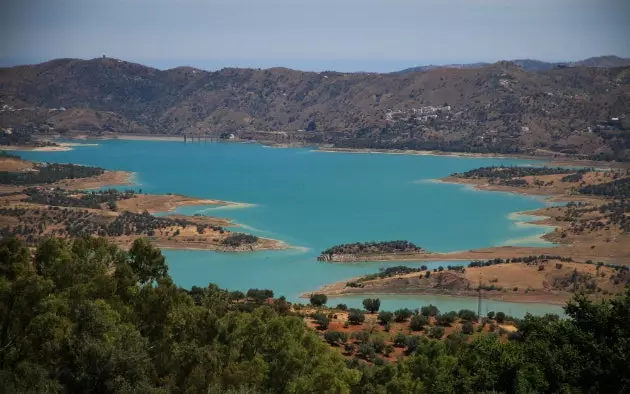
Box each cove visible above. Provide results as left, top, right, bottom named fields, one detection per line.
left=17, top=140, right=565, bottom=317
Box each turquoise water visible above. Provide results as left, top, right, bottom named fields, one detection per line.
left=17, top=140, right=565, bottom=317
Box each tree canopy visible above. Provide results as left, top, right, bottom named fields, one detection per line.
left=1, top=236, right=629, bottom=393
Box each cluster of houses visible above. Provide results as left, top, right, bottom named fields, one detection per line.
left=1, top=104, right=66, bottom=113
left=385, top=105, right=452, bottom=122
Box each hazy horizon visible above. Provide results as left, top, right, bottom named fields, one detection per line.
left=2, top=0, right=630, bottom=73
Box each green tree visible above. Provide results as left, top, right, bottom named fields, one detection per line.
left=428, top=326, right=445, bottom=339
left=421, top=304, right=440, bottom=317
left=310, top=293, right=328, bottom=306
left=347, top=308, right=365, bottom=325
left=495, top=311, right=506, bottom=323
left=362, top=298, right=381, bottom=313
left=394, top=308, right=412, bottom=322
left=128, top=238, right=167, bottom=283
left=324, top=330, right=348, bottom=346
left=409, top=314, right=429, bottom=331
left=436, top=311, right=458, bottom=326
left=313, top=313, right=329, bottom=330
left=378, top=311, right=394, bottom=324
left=458, top=309, right=478, bottom=321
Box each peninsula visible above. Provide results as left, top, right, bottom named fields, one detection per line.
left=305, top=256, right=629, bottom=305
left=0, top=153, right=287, bottom=252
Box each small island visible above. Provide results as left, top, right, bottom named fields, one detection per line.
left=0, top=153, right=287, bottom=252
left=317, top=240, right=430, bottom=262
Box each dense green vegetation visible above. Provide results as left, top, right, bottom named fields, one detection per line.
left=24, top=187, right=136, bottom=210
left=0, top=131, right=54, bottom=148
left=221, top=233, right=259, bottom=247
left=0, top=162, right=105, bottom=185
left=1, top=237, right=629, bottom=392
left=0, top=237, right=359, bottom=392
left=454, top=165, right=576, bottom=180
left=0, top=207, right=224, bottom=244
left=318, top=241, right=423, bottom=260
left=579, top=177, right=630, bottom=198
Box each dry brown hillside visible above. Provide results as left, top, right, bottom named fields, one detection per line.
left=1, top=57, right=629, bottom=159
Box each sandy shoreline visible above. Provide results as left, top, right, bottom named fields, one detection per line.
left=114, top=134, right=184, bottom=142
left=52, top=170, right=136, bottom=190
left=0, top=142, right=99, bottom=152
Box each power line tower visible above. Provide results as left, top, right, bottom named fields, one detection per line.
left=477, top=273, right=482, bottom=324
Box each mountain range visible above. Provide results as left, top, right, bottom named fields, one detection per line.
left=1, top=55, right=629, bottom=160
left=395, top=55, right=630, bottom=74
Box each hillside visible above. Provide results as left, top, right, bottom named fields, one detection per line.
left=396, top=55, right=630, bottom=74
left=1, top=57, right=630, bottom=159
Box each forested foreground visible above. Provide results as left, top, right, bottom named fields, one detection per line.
left=1, top=237, right=629, bottom=393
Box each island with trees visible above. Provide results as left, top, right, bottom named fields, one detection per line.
left=317, top=240, right=430, bottom=262
left=1, top=236, right=628, bottom=393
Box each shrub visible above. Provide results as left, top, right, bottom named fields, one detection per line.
left=507, top=332, right=523, bottom=341
left=310, top=293, right=328, bottom=306
left=383, top=344, right=394, bottom=357
left=312, top=313, right=329, bottom=330
left=457, top=309, right=477, bottom=321
left=348, top=308, right=365, bottom=325
left=393, top=333, right=407, bottom=348
left=228, top=290, right=245, bottom=300
left=405, top=335, right=421, bottom=354
left=436, top=312, right=458, bottom=327
left=374, top=356, right=386, bottom=366
left=394, top=308, right=412, bottom=322
left=378, top=311, right=394, bottom=325
left=461, top=321, right=474, bottom=335
left=421, top=304, right=440, bottom=317
left=428, top=326, right=445, bottom=339
left=370, top=336, right=386, bottom=353
left=336, top=303, right=348, bottom=311
left=409, top=314, right=428, bottom=331
left=495, top=311, right=506, bottom=323
left=351, top=330, right=370, bottom=343
left=358, top=343, right=376, bottom=360
left=246, top=288, right=274, bottom=303
left=487, top=311, right=496, bottom=319
left=324, top=330, right=348, bottom=345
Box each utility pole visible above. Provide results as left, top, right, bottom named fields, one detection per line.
left=477, top=273, right=482, bottom=324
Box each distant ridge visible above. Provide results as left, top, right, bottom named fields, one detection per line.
left=395, top=55, right=630, bottom=74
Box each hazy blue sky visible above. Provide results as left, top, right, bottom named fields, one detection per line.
left=2, top=0, right=629, bottom=72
